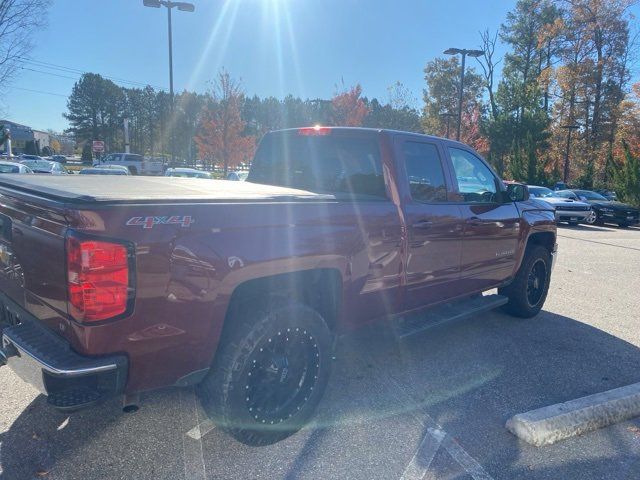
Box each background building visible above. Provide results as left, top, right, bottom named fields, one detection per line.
left=0, top=119, right=51, bottom=155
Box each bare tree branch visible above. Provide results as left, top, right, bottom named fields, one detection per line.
left=0, top=0, right=51, bottom=93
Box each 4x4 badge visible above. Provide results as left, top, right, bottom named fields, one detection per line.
left=126, top=216, right=194, bottom=229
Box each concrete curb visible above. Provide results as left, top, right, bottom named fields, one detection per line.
left=506, top=382, right=640, bottom=446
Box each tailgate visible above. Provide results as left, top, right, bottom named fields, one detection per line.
left=0, top=189, right=70, bottom=337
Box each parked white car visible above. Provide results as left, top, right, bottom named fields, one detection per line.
left=528, top=186, right=592, bottom=225
left=20, top=159, right=69, bottom=175
left=79, top=165, right=130, bottom=175
left=0, top=161, right=34, bottom=174
left=165, top=167, right=212, bottom=179
left=94, top=153, right=164, bottom=175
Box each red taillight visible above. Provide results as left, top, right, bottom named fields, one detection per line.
left=298, top=126, right=331, bottom=136
left=66, top=235, right=130, bottom=323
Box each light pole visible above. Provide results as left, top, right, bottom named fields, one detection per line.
left=439, top=112, right=457, bottom=139
left=561, top=124, right=580, bottom=183
left=443, top=48, right=484, bottom=141
left=143, top=0, right=195, bottom=162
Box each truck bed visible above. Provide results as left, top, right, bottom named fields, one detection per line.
left=0, top=176, right=327, bottom=204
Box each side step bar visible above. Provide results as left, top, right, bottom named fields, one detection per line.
left=394, top=294, right=508, bottom=338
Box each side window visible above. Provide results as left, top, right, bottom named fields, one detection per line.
left=448, top=147, right=498, bottom=203
left=402, top=142, right=448, bottom=202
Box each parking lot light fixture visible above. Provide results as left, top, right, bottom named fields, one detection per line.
left=443, top=48, right=485, bottom=141
left=142, top=0, right=195, bottom=162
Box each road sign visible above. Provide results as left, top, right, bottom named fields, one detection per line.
left=92, top=140, right=105, bottom=153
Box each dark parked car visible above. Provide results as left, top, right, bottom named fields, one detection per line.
left=556, top=189, right=639, bottom=227
left=227, top=171, right=249, bottom=181
left=0, top=127, right=557, bottom=445
left=595, top=189, right=618, bottom=201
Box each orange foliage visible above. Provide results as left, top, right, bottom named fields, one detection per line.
left=195, top=71, right=255, bottom=172
left=460, top=106, right=489, bottom=155
left=615, top=81, right=640, bottom=158
left=331, top=84, right=370, bottom=127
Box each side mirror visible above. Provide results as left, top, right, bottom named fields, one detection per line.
left=505, top=183, right=529, bottom=202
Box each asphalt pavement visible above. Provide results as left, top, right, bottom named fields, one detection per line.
left=1, top=224, right=639, bottom=480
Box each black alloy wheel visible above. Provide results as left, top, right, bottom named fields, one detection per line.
left=198, top=300, right=332, bottom=446
left=245, top=327, right=320, bottom=425
left=526, top=259, right=547, bottom=307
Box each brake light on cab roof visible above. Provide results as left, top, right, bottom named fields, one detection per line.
left=298, top=126, right=331, bottom=136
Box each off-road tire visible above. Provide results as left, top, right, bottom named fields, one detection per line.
left=499, top=245, right=551, bottom=318
left=197, top=298, right=332, bottom=446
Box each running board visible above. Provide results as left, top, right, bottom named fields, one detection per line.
left=394, top=294, right=508, bottom=338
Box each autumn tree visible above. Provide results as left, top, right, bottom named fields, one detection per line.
left=331, top=83, right=369, bottom=126
left=487, top=0, right=560, bottom=183
left=50, top=138, right=61, bottom=153
left=616, top=82, right=640, bottom=158
left=422, top=57, right=483, bottom=139
left=195, top=70, right=256, bottom=175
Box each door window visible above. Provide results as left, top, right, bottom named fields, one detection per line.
left=448, top=148, right=498, bottom=203
left=402, top=142, right=447, bottom=202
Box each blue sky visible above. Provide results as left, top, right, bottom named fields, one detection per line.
left=2, top=0, right=639, bottom=132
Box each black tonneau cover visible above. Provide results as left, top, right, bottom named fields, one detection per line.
left=0, top=176, right=328, bottom=204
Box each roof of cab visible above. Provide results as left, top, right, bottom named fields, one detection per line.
left=268, top=126, right=471, bottom=149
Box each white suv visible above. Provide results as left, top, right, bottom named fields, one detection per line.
left=94, top=153, right=164, bottom=175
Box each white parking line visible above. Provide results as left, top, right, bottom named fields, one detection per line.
left=179, top=388, right=207, bottom=480
left=440, top=434, right=493, bottom=480
left=400, top=428, right=445, bottom=480
left=360, top=350, right=494, bottom=480
left=186, top=419, right=217, bottom=440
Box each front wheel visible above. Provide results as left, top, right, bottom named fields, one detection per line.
left=584, top=210, right=598, bottom=225
left=198, top=300, right=333, bottom=446
left=499, top=245, right=551, bottom=318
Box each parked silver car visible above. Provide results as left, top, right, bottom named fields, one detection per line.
left=528, top=186, right=592, bottom=225
left=0, top=161, right=34, bottom=174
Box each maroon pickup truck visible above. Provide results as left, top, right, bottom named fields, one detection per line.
left=0, top=127, right=556, bottom=445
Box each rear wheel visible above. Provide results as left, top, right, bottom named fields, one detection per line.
left=197, top=299, right=332, bottom=446
left=499, top=245, right=551, bottom=318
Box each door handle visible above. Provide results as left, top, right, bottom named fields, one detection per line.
left=412, top=220, right=433, bottom=229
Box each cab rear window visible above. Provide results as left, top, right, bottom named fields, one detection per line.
left=249, top=132, right=387, bottom=199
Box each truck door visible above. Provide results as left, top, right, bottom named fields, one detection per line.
left=445, top=146, right=520, bottom=292
left=396, top=137, right=465, bottom=309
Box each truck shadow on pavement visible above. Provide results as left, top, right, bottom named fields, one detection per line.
left=2, top=310, right=640, bottom=480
